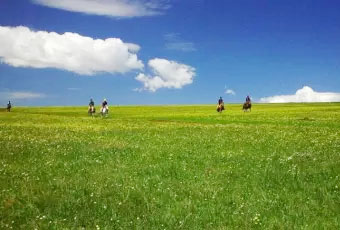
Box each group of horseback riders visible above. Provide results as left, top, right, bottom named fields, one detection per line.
left=6, top=97, right=251, bottom=114
left=90, top=96, right=251, bottom=115
left=88, top=98, right=109, bottom=116
left=217, top=95, right=252, bottom=112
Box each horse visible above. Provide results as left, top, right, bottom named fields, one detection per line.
left=100, top=106, right=109, bottom=117
left=243, top=102, right=251, bottom=112
left=7, top=104, right=11, bottom=112
left=88, top=106, right=96, bottom=116
left=216, top=103, right=225, bottom=113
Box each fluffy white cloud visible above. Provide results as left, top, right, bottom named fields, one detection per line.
left=32, top=0, right=170, bottom=18
left=260, top=86, right=340, bottom=103
left=225, top=89, right=235, bottom=95
left=1, top=91, right=46, bottom=100
left=135, top=58, right=195, bottom=92
left=0, top=26, right=143, bottom=75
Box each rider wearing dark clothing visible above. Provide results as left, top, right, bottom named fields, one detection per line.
left=89, top=99, right=94, bottom=106
left=246, top=95, right=251, bottom=103
left=88, top=99, right=96, bottom=115
left=102, top=99, right=107, bottom=108
left=7, top=101, right=11, bottom=112
left=217, top=97, right=225, bottom=112
left=100, top=99, right=109, bottom=115
left=218, top=97, right=223, bottom=105
left=102, top=99, right=108, bottom=107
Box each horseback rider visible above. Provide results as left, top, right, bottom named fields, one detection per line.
left=246, top=95, right=251, bottom=103
left=88, top=98, right=95, bottom=115
left=7, top=101, right=11, bottom=112
left=243, top=95, right=252, bottom=112
left=102, top=99, right=108, bottom=108
left=217, top=96, right=225, bottom=112
left=218, top=97, right=224, bottom=105
left=101, top=98, right=109, bottom=115
left=89, top=98, right=94, bottom=107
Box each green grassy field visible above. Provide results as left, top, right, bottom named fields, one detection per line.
left=1, top=103, right=340, bottom=229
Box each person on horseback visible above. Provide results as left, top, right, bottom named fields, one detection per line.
left=218, top=97, right=223, bottom=105
left=102, top=99, right=108, bottom=108
left=246, top=95, right=251, bottom=103
left=88, top=98, right=95, bottom=115
left=7, top=101, right=12, bottom=112
left=101, top=98, right=109, bottom=116
left=89, top=98, right=94, bottom=107
left=243, top=95, right=252, bottom=112
left=217, top=97, right=225, bottom=112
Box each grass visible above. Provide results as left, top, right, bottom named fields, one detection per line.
left=1, top=103, right=340, bottom=229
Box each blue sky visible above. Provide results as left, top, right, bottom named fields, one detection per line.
left=1, top=0, right=340, bottom=106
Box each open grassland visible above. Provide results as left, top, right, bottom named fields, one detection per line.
left=1, top=103, right=340, bottom=229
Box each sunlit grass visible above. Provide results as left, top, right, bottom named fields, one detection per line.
left=1, top=103, right=340, bottom=229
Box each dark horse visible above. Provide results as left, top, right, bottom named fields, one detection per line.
left=243, top=102, right=251, bottom=112
left=7, top=103, right=11, bottom=112
left=88, top=106, right=96, bottom=116
left=217, top=103, right=225, bottom=113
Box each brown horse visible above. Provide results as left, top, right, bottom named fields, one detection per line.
left=243, top=102, right=251, bottom=112
left=88, top=106, right=96, bottom=116
left=217, top=103, right=225, bottom=113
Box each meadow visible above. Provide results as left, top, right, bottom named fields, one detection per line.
left=1, top=103, right=340, bottom=229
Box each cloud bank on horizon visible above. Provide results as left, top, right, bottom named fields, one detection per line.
left=0, top=91, right=45, bottom=100
left=32, top=0, right=170, bottom=18
left=135, top=58, right=196, bottom=92
left=0, top=26, right=143, bottom=75
left=260, top=86, right=340, bottom=103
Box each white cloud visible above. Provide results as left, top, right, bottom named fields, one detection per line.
left=32, top=0, right=170, bottom=18
left=260, top=86, right=340, bottom=103
left=165, top=42, right=196, bottom=52
left=0, top=26, right=143, bottom=75
left=67, top=87, right=81, bottom=91
left=164, top=33, right=196, bottom=52
left=225, top=89, right=235, bottom=95
left=135, top=58, right=196, bottom=92
left=1, top=91, right=46, bottom=100
left=163, top=33, right=179, bottom=41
